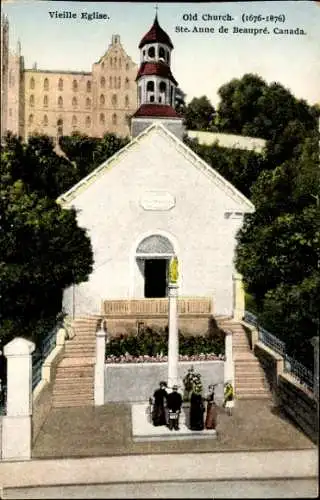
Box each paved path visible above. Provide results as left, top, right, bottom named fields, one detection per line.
left=31, top=399, right=315, bottom=459
left=3, top=478, right=319, bottom=499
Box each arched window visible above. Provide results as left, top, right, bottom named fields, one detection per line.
left=100, top=94, right=105, bottom=106
left=125, top=95, right=129, bottom=107
left=99, top=113, right=105, bottom=125
left=159, top=81, right=167, bottom=93
left=110, top=58, right=113, bottom=68
left=43, top=78, right=49, bottom=91
left=113, top=76, right=117, bottom=88
left=43, top=115, right=48, bottom=126
left=30, top=77, right=35, bottom=90
left=86, top=81, right=91, bottom=92
left=58, top=96, right=63, bottom=108
left=86, top=97, right=91, bottom=108
left=159, top=47, right=165, bottom=60
left=101, top=62, right=105, bottom=70
left=43, top=95, right=48, bottom=107
left=57, top=118, right=63, bottom=136
left=117, top=76, right=121, bottom=89
left=136, top=235, right=174, bottom=255
left=72, top=96, right=77, bottom=107
left=72, top=79, right=78, bottom=91
left=58, top=78, right=63, bottom=91
left=125, top=77, right=129, bottom=89
left=114, top=57, right=117, bottom=67
left=112, top=113, right=117, bottom=125
left=28, top=114, right=34, bottom=126
left=119, top=58, right=122, bottom=69
left=29, top=95, right=34, bottom=107
left=109, top=76, right=113, bottom=88
left=85, top=116, right=91, bottom=128
left=112, top=94, right=117, bottom=106
left=126, top=62, right=129, bottom=71
left=146, top=81, right=154, bottom=92
left=72, top=115, right=77, bottom=127
left=148, top=46, right=155, bottom=58
left=100, top=76, right=106, bottom=88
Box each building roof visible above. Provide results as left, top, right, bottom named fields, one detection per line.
left=57, top=123, right=255, bottom=213
left=133, top=104, right=180, bottom=118
left=136, top=61, right=178, bottom=85
left=187, top=131, right=266, bottom=153
left=139, top=15, right=174, bottom=50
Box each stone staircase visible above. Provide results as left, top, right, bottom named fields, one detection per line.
left=52, top=316, right=101, bottom=408
left=217, top=318, right=271, bottom=400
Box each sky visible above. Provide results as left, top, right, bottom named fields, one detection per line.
left=2, top=1, right=320, bottom=106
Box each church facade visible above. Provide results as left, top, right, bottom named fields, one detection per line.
left=1, top=15, right=138, bottom=140
left=58, top=16, right=254, bottom=319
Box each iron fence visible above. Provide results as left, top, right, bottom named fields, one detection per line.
left=244, top=310, right=314, bottom=393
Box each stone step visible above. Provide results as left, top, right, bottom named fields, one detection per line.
left=53, top=381, right=93, bottom=390
left=53, top=399, right=94, bottom=408
left=55, top=370, right=94, bottom=380
left=236, top=393, right=271, bottom=400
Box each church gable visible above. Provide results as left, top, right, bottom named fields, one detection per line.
left=58, top=123, right=254, bottom=215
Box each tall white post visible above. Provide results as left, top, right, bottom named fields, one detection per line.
left=94, top=322, right=107, bottom=406
left=224, top=330, right=234, bottom=386
left=168, top=283, right=179, bottom=388
left=2, top=337, right=35, bottom=461
left=233, top=272, right=245, bottom=321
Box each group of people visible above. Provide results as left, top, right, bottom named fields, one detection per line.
left=149, top=381, right=218, bottom=431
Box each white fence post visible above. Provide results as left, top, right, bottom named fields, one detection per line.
left=94, top=323, right=106, bottom=406
left=2, top=337, right=35, bottom=461
left=224, top=330, right=234, bottom=387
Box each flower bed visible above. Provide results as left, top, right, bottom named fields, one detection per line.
left=105, top=326, right=225, bottom=363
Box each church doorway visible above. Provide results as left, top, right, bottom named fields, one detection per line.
left=144, top=258, right=168, bottom=298
left=135, top=234, right=176, bottom=298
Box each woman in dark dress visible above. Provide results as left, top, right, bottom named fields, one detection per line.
left=205, top=385, right=217, bottom=430
left=189, top=385, right=205, bottom=431
left=151, top=381, right=168, bottom=426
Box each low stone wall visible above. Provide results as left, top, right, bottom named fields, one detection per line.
left=277, top=374, right=318, bottom=444
left=105, top=361, right=224, bottom=404
left=105, top=316, right=213, bottom=336
left=32, top=330, right=66, bottom=443
left=253, top=341, right=318, bottom=444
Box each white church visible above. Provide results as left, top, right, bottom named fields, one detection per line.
left=58, top=15, right=255, bottom=321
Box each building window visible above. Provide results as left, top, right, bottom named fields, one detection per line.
left=58, top=78, right=63, bottom=91
left=112, top=94, right=117, bottom=106
left=44, top=78, right=49, bottom=91
left=86, top=81, right=91, bottom=92
left=101, top=62, right=105, bottom=70
left=85, top=116, right=91, bottom=128
left=119, top=58, right=122, bottom=69
left=43, top=95, right=48, bottom=107
left=100, top=94, right=105, bottom=106
left=114, top=57, right=117, bottom=67
left=112, top=113, right=117, bottom=125
left=117, top=77, right=121, bottom=89
left=58, top=96, right=63, bottom=108
left=29, top=95, right=35, bottom=107
left=125, top=77, right=129, bottom=89
left=72, top=79, right=78, bottom=91
left=126, top=62, right=129, bottom=71
left=72, top=115, right=77, bottom=127
left=99, top=113, right=105, bottom=125
left=159, top=47, right=165, bottom=60
left=125, top=95, right=129, bottom=107
left=57, top=118, right=63, bottom=136
left=100, top=76, right=106, bottom=88
left=110, top=58, right=113, bottom=68
left=113, top=76, right=117, bottom=88
left=43, top=115, right=48, bottom=127
left=109, top=76, right=113, bottom=89
left=86, top=97, right=91, bottom=108
left=72, top=97, right=77, bottom=108
left=30, top=77, right=35, bottom=90
left=149, top=95, right=155, bottom=103
left=28, top=114, right=34, bottom=126
left=146, top=81, right=154, bottom=92
left=148, top=46, right=155, bottom=58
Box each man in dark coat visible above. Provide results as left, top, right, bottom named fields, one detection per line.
left=150, top=381, right=168, bottom=426
left=166, top=385, right=183, bottom=430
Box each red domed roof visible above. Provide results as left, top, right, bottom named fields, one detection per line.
left=136, top=62, right=178, bottom=86
left=133, top=104, right=180, bottom=118
left=139, top=15, right=174, bottom=50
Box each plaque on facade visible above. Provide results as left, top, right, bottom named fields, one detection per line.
left=140, top=191, right=175, bottom=211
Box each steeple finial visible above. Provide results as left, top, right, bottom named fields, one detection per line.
left=155, top=4, right=158, bottom=20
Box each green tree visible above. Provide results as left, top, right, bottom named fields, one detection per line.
left=0, top=136, right=93, bottom=346
left=183, top=95, right=216, bottom=131
left=59, top=132, right=129, bottom=180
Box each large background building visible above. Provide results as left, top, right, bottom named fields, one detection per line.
left=1, top=15, right=138, bottom=140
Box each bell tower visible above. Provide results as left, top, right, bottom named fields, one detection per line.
left=131, top=15, right=184, bottom=139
